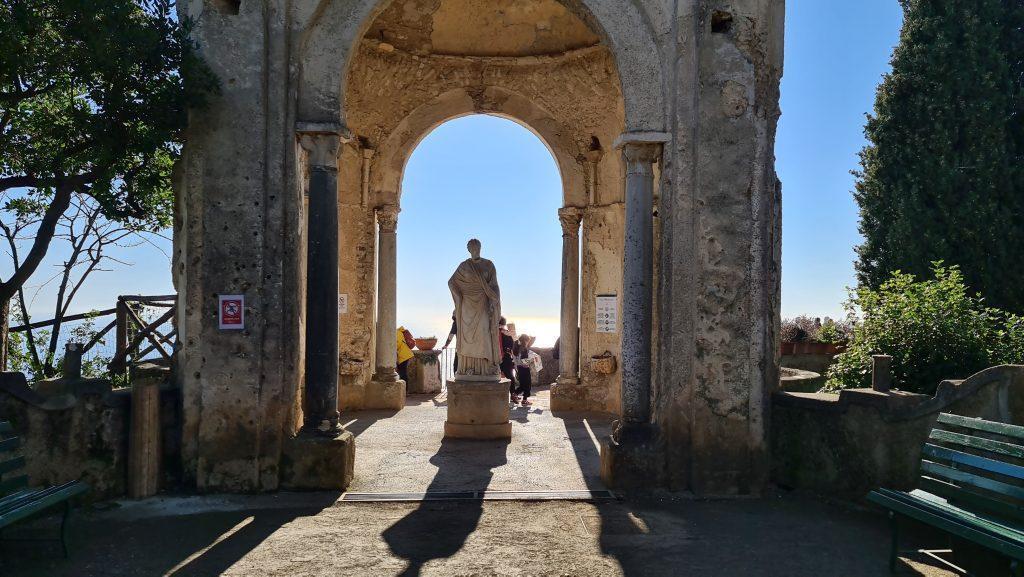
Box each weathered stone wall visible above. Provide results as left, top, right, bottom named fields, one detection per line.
left=0, top=373, right=181, bottom=501
left=772, top=365, right=1024, bottom=497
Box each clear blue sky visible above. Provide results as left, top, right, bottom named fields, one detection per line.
left=9, top=1, right=905, bottom=347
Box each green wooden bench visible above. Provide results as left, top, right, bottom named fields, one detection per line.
left=0, top=420, right=89, bottom=557
left=868, top=413, right=1024, bottom=575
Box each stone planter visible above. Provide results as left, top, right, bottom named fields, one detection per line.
left=415, top=337, right=437, bottom=351
left=590, top=351, right=617, bottom=375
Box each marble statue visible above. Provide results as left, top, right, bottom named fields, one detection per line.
left=448, top=239, right=502, bottom=380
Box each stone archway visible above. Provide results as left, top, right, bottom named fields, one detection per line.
left=354, top=88, right=591, bottom=410
left=175, top=0, right=784, bottom=496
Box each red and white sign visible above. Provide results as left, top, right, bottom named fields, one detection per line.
left=219, top=295, right=245, bottom=330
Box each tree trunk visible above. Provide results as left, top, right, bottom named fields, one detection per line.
left=0, top=297, right=9, bottom=372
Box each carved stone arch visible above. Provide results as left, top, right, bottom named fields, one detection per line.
left=371, top=87, right=587, bottom=208
left=297, top=0, right=665, bottom=132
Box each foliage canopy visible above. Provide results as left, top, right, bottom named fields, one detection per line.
left=854, top=0, right=1024, bottom=312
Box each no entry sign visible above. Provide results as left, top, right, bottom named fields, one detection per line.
left=219, top=295, right=245, bottom=330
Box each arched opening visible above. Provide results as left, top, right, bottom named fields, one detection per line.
left=396, top=114, right=563, bottom=352
left=326, top=0, right=636, bottom=495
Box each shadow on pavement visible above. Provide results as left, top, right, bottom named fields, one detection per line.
left=382, top=436, right=509, bottom=577
left=0, top=492, right=342, bottom=577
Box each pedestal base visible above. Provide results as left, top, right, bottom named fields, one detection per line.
left=550, top=376, right=585, bottom=412
left=600, top=421, right=665, bottom=489
left=365, top=377, right=406, bottom=410
left=408, top=350, right=443, bottom=394
left=444, top=379, right=512, bottom=440
left=280, top=429, right=355, bottom=491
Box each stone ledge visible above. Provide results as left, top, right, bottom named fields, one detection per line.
left=280, top=430, right=355, bottom=491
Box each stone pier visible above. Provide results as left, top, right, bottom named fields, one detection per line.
left=408, top=350, right=443, bottom=394
left=366, top=205, right=406, bottom=410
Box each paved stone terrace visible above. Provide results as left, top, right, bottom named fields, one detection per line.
left=3, top=492, right=957, bottom=576
left=0, top=390, right=962, bottom=576
left=343, top=387, right=612, bottom=494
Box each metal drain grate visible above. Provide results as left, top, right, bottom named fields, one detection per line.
left=340, top=489, right=617, bottom=502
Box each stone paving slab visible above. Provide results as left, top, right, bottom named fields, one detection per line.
left=342, top=388, right=613, bottom=494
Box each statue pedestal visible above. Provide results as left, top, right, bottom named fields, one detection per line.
left=443, top=379, right=512, bottom=440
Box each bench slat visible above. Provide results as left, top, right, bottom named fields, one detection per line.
left=917, top=479, right=1024, bottom=524
left=908, top=489, right=1024, bottom=539
left=931, top=429, right=1024, bottom=460
left=0, top=481, right=88, bottom=529
left=0, top=422, right=11, bottom=434
left=938, top=414, right=1024, bottom=442
left=869, top=489, right=1024, bottom=560
left=0, top=475, right=29, bottom=496
left=923, top=443, right=1024, bottom=481
left=921, top=460, right=1024, bottom=501
left=0, top=437, right=20, bottom=452
left=0, top=482, right=81, bottom=516
left=0, top=456, right=25, bottom=477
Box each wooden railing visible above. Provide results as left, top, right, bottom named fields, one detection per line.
left=8, top=294, right=177, bottom=374
left=108, top=295, right=177, bottom=373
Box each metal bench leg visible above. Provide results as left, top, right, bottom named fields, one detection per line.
left=60, top=500, right=71, bottom=559
left=1012, top=559, right=1023, bottom=577
left=888, top=511, right=899, bottom=573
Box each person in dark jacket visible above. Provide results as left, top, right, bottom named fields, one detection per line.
left=498, top=317, right=518, bottom=400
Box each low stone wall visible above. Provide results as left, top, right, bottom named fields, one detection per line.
left=0, top=369, right=180, bottom=501
left=780, top=353, right=835, bottom=375
left=772, top=365, right=1024, bottom=497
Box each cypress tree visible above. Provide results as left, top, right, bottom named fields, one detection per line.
left=854, top=0, right=1024, bottom=312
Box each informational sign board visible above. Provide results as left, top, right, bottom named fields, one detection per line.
left=218, top=295, right=245, bottom=330
left=338, top=293, right=349, bottom=314
left=596, top=294, right=618, bottom=333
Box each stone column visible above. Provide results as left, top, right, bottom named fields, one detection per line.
left=299, top=125, right=344, bottom=436
left=366, top=205, right=406, bottom=410
left=619, top=140, right=662, bottom=426
left=556, top=206, right=583, bottom=386
left=600, top=133, right=668, bottom=489
left=373, top=205, right=400, bottom=382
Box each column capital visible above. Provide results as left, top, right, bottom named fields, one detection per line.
left=296, top=122, right=353, bottom=169
left=558, top=206, right=583, bottom=237
left=376, top=205, right=400, bottom=232
left=298, top=133, right=341, bottom=169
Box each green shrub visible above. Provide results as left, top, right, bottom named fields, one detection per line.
left=824, top=264, right=997, bottom=394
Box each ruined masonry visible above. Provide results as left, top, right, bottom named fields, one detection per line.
left=173, top=0, right=784, bottom=494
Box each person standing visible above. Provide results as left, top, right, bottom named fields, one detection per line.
left=499, top=317, right=518, bottom=399
left=442, top=312, right=458, bottom=373
left=514, top=334, right=542, bottom=406
left=397, top=325, right=415, bottom=382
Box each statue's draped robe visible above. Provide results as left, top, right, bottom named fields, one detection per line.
left=448, top=257, right=502, bottom=376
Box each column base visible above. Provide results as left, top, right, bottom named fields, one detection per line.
left=365, top=377, right=406, bottom=410
left=600, top=421, right=665, bottom=489
left=280, top=428, right=355, bottom=491
left=444, top=379, right=512, bottom=440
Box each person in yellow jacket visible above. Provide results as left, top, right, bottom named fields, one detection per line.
left=397, top=326, right=415, bottom=382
